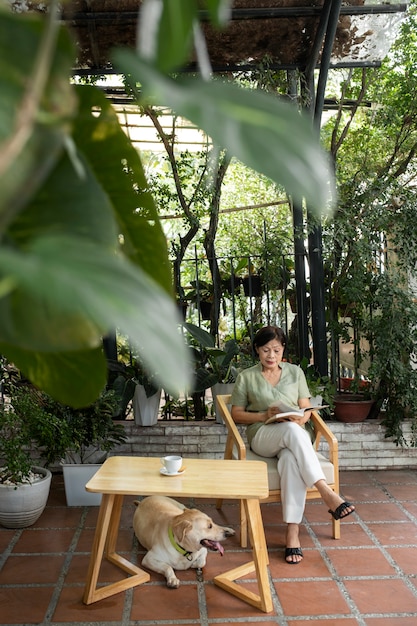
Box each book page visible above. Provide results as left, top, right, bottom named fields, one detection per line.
left=265, top=402, right=329, bottom=425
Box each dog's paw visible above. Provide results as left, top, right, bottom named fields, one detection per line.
left=166, top=575, right=181, bottom=588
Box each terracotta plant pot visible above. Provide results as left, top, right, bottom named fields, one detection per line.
left=333, top=394, right=375, bottom=423
left=339, top=377, right=371, bottom=392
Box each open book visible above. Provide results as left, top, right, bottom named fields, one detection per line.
left=265, top=401, right=329, bottom=425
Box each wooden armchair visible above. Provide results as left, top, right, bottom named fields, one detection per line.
left=215, top=394, right=340, bottom=547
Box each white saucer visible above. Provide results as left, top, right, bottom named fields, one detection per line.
left=160, top=467, right=185, bottom=476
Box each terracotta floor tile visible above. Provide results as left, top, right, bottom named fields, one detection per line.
left=269, top=548, right=331, bottom=578
left=13, top=528, right=75, bottom=553
left=202, top=549, right=255, bottom=579
left=291, top=617, right=358, bottom=626
left=340, top=470, right=375, bottom=484
left=325, top=546, right=396, bottom=576
left=53, top=586, right=124, bottom=622
left=385, top=483, right=417, bottom=500
left=351, top=484, right=390, bottom=501
left=386, top=546, right=417, bottom=575
left=205, top=582, right=274, bottom=618
left=2, top=469, right=417, bottom=626
left=31, top=506, right=83, bottom=528
left=264, top=522, right=316, bottom=549
left=402, top=501, right=417, bottom=517
left=0, top=586, right=54, bottom=624
left=65, top=553, right=132, bottom=583
left=367, top=521, right=417, bottom=545
left=0, top=529, right=16, bottom=552
left=213, top=622, right=275, bottom=626
left=372, top=470, right=417, bottom=483
left=366, top=616, right=416, bottom=626
left=214, top=504, right=241, bottom=525
left=76, top=527, right=134, bottom=552
left=312, top=521, right=375, bottom=547
left=260, top=502, right=282, bottom=524
left=131, top=583, right=200, bottom=620
left=0, top=554, right=65, bottom=583
left=344, top=578, right=417, bottom=614
left=274, top=579, right=351, bottom=617
left=357, top=502, right=409, bottom=522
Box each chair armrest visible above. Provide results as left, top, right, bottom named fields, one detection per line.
left=217, top=394, right=247, bottom=460
left=310, top=410, right=338, bottom=467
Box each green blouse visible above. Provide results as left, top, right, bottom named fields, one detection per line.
left=231, top=361, right=311, bottom=445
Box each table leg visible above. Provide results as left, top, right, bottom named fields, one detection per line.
left=83, top=494, right=150, bottom=604
left=213, top=498, right=272, bottom=613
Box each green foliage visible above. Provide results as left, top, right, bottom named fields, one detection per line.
left=321, top=4, right=417, bottom=443
left=114, top=53, right=335, bottom=214
left=42, top=390, right=127, bottom=464
left=183, top=322, right=240, bottom=391
left=0, top=0, right=333, bottom=409
left=299, top=357, right=335, bottom=418
left=0, top=4, right=190, bottom=406
left=0, top=384, right=70, bottom=484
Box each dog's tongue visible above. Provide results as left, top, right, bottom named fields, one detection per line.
left=202, top=539, right=225, bottom=555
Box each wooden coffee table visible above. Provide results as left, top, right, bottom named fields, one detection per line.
left=83, top=456, right=272, bottom=612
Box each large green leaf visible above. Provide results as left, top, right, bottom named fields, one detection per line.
left=204, top=0, right=232, bottom=27
left=113, top=53, right=335, bottom=213
left=138, top=0, right=198, bottom=73
left=7, top=148, right=118, bottom=247
left=0, top=8, right=76, bottom=226
left=72, top=85, right=172, bottom=293
left=0, top=235, right=191, bottom=397
left=0, top=344, right=107, bottom=407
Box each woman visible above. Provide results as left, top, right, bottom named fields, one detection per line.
left=231, top=326, right=355, bottom=564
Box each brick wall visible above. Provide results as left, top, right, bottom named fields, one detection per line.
left=114, top=417, right=417, bottom=471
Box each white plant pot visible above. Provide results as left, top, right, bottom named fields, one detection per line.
left=0, top=466, right=52, bottom=528
left=61, top=463, right=102, bottom=506
left=211, top=382, right=235, bottom=424
left=133, top=385, right=162, bottom=426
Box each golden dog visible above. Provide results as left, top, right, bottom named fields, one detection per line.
left=133, top=495, right=235, bottom=588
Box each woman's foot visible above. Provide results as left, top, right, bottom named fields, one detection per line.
left=328, top=501, right=355, bottom=520
left=285, top=523, right=303, bottom=564
left=316, top=482, right=355, bottom=519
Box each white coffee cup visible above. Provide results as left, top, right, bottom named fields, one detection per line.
left=161, top=455, right=183, bottom=474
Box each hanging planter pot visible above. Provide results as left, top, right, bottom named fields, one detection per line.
left=242, top=275, right=262, bottom=297
left=199, top=300, right=213, bottom=320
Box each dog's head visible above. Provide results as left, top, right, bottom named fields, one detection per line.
left=171, top=508, right=235, bottom=555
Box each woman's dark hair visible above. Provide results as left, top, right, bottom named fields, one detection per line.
left=253, top=326, right=287, bottom=352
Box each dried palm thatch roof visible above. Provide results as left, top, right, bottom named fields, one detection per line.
left=12, top=1, right=408, bottom=74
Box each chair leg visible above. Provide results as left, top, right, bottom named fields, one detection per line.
left=216, top=498, right=223, bottom=510
left=332, top=516, right=341, bottom=540
left=240, top=499, right=248, bottom=548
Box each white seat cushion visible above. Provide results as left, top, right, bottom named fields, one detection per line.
left=232, top=448, right=335, bottom=491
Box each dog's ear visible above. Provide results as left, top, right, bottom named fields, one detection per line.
left=172, top=516, right=193, bottom=542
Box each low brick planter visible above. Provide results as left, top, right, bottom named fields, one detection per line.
left=38, top=417, right=417, bottom=473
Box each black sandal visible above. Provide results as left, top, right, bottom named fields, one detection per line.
left=285, top=547, right=303, bottom=564
left=329, top=501, right=355, bottom=520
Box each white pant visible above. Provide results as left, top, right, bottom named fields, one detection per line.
left=251, top=422, right=325, bottom=524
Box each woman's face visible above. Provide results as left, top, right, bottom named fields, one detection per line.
left=256, top=339, right=284, bottom=369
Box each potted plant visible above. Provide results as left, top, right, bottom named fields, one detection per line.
left=109, top=348, right=162, bottom=426
left=0, top=383, right=69, bottom=528
left=131, top=363, right=162, bottom=426
left=43, top=390, right=127, bottom=505
left=299, top=357, right=335, bottom=420
left=183, top=323, right=240, bottom=423
left=185, top=280, right=215, bottom=320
